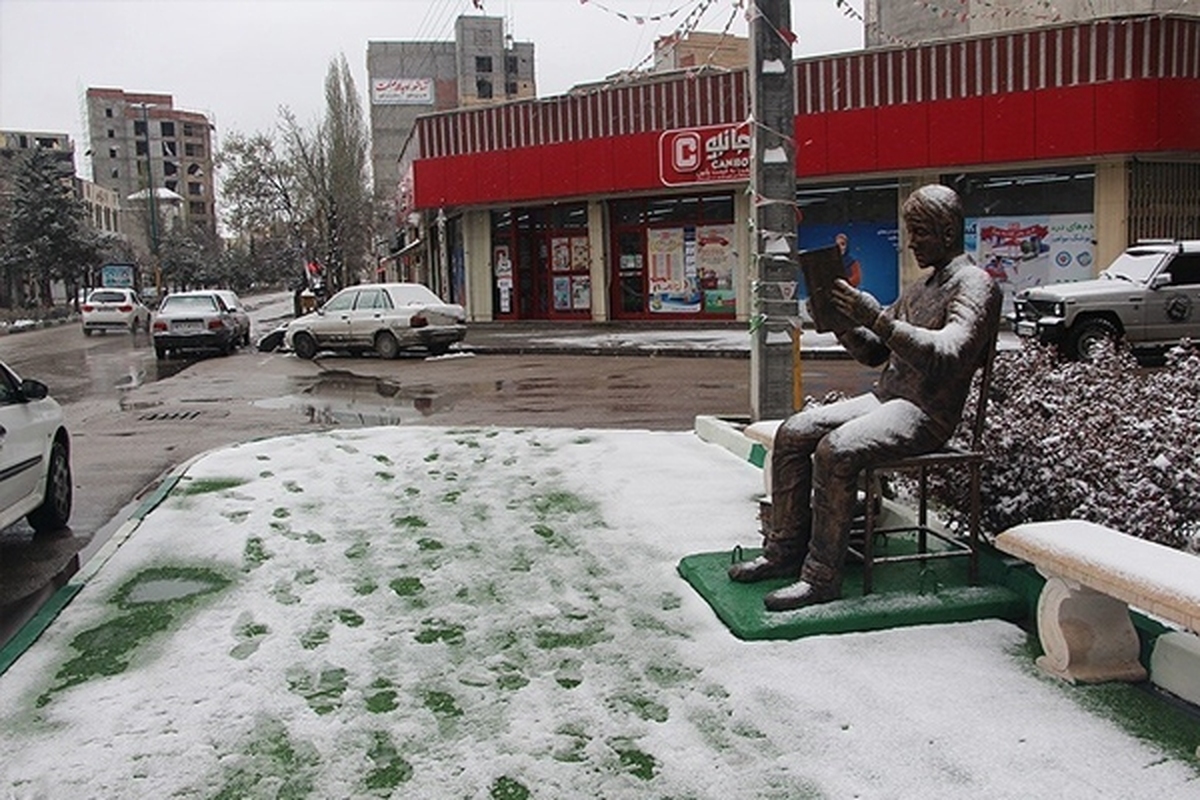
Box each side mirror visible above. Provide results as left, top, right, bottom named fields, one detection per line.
left=1151, top=273, right=1171, bottom=289
left=18, top=378, right=49, bottom=402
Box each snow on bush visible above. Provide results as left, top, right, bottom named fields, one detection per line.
left=916, top=340, right=1200, bottom=551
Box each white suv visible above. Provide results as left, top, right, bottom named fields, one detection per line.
left=1011, top=240, right=1200, bottom=359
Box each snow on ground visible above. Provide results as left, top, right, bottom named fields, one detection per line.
left=0, top=426, right=1195, bottom=797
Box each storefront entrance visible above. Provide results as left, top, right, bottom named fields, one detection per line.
left=491, top=204, right=591, bottom=321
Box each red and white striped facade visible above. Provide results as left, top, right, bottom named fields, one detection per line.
left=408, top=14, right=1199, bottom=210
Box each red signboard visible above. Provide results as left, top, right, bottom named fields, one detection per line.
left=658, top=122, right=751, bottom=187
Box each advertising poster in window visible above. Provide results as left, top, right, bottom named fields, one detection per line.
left=965, top=214, right=1095, bottom=313
left=647, top=227, right=701, bottom=312
left=572, top=276, right=591, bottom=310
left=553, top=275, right=572, bottom=310
left=696, top=224, right=736, bottom=314
left=571, top=237, right=590, bottom=271
left=797, top=223, right=901, bottom=309
left=494, top=245, right=513, bottom=314
left=552, top=237, right=571, bottom=272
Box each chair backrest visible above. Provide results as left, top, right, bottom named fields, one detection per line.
left=965, top=329, right=999, bottom=451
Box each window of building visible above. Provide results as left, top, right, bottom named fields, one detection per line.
left=795, top=180, right=901, bottom=303
left=110, top=168, right=119, bottom=179
left=161, top=141, right=177, bottom=157
left=183, top=123, right=195, bottom=137
left=165, top=179, right=178, bottom=192
left=184, top=142, right=204, bottom=157
left=187, top=163, right=203, bottom=176
left=108, top=147, right=118, bottom=158
left=160, top=121, right=175, bottom=137
left=476, top=79, right=493, bottom=99
left=506, top=56, right=518, bottom=74
left=188, top=182, right=202, bottom=195
left=105, top=108, right=113, bottom=118
left=947, top=168, right=1094, bottom=217
left=135, top=140, right=147, bottom=156
left=162, top=161, right=178, bottom=176
left=134, top=120, right=146, bottom=136
left=606, top=193, right=737, bottom=319
left=189, top=201, right=206, bottom=216
left=506, top=82, right=518, bottom=96
left=475, top=56, right=492, bottom=73
left=490, top=203, right=591, bottom=320
left=107, top=129, right=115, bottom=139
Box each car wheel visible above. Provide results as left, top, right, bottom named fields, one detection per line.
left=428, top=343, right=450, bottom=357
left=155, top=345, right=168, bottom=360
left=293, top=332, right=318, bottom=360
left=375, top=331, right=401, bottom=360
left=1067, top=317, right=1120, bottom=361
left=27, top=440, right=72, bottom=534
left=83, top=328, right=93, bottom=337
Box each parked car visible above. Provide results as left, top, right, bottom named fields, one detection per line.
left=284, top=282, right=467, bottom=360
left=0, top=360, right=72, bottom=533
left=81, top=288, right=152, bottom=335
left=1011, top=239, right=1200, bottom=360
left=213, top=289, right=252, bottom=347
left=152, top=290, right=241, bottom=360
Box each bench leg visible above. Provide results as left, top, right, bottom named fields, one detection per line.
left=1035, top=575, right=1148, bottom=684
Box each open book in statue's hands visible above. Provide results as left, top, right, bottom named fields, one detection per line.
left=799, top=246, right=856, bottom=333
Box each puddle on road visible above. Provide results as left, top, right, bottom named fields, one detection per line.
left=254, top=371, right=452, bottom=426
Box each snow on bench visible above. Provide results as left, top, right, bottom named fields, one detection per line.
left=995, top=520, right=1200, bottom=685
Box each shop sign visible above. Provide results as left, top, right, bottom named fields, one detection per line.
left=658, top=122, right=751, bottom=187
left=371, top=77, right=434, bottom=105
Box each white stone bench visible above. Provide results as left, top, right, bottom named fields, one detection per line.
left=743, top=420, right=782, bottom=494
left=995, top=520, right=1200, bottom=689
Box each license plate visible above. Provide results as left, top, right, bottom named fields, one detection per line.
left=174, top=321, right=204, bottom=332
left=1015, top=321, right=1036, bottom=337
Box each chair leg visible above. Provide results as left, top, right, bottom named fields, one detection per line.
left=968, top=463, right=980, bottom=585
left=863, top=468, right=876, bottom=595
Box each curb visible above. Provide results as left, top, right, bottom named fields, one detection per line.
left=0, top=457, right=197, bottom=676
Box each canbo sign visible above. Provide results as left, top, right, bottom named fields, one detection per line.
left=658, top=122, right=751, bottom=187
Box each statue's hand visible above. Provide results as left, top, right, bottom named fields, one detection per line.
left=831, top=279, right=882, bottom=328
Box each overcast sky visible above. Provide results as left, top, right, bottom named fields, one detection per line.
left=0, top=0, right=863, bottom=168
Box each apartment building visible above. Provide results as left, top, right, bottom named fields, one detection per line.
left=367, top=15, right=535, bottom=245
left=84, top=88, right=216, bottom=243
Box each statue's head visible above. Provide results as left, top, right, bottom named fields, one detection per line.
left=902, top=184, right=964, bottom=268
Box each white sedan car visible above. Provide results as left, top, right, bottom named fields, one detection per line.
left=81, top=287, right=152, bottom=335
left=0, top=361, right=72, bottom=533
left=284, top=283, right=467, bottom=360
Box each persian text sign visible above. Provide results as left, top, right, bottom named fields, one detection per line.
left=371, top=78, right=434, bottom=106
left=658, top=122, right=751, bottom=187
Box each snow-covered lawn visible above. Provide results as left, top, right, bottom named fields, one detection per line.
left=0, top=426, right=1195, bottom=797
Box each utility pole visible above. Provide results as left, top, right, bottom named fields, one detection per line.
left=749, top=0, right=798, bottom=420
left=133, top=102, right=162, bottom=296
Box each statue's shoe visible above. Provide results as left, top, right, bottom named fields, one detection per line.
left=762, top=580, right=841, bottom=611
left=727, top=555, right=801, bottom=583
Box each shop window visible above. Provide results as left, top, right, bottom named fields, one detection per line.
left=795, top=181, right=901, bottom=304
left=947, top=168, right=1094, bottom=217
left=475, top=56, right=492, bottom=73
left=160, top=121, right=175, bottom=137
left=476, top=79, right=493, bottom=99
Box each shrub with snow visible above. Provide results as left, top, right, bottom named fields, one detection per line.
left=915, top=340, right=1200, bottom=551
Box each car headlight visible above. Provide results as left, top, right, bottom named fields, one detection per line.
left=1053, top=302, right=1065, bottom=317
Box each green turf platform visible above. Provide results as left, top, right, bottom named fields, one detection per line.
left=678, top=542, right=1026, bottom=640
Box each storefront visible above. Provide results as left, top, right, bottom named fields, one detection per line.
left=399, top=14, right=1199, bottom=324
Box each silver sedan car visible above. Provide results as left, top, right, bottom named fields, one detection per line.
left=0, top=360, right=72, bottom=533
left=284, top=283, right=467, bottom=360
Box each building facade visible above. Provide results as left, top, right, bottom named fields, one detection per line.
left=397, top=14, right=1200, bottom=324
left=84, top=88, right=217, bottom=246
left=367, top=15, right=536, bottom=260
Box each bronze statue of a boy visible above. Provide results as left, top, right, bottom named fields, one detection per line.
left=730, top=184, right=1002, bottom=611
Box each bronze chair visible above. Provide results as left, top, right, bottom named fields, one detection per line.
left=848, top=333, right=998, bottom=594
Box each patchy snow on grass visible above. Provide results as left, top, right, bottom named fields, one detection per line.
left=0, top=426, right=1195, bottom=797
